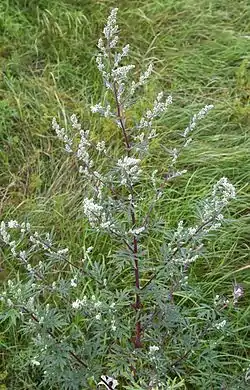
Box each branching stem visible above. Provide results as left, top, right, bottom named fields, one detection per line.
left=141, top=215, right=219, bottom=290
left=112, top=78, right=142, bottom=348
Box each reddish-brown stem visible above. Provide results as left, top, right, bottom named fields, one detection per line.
left=112, top=78, right=142, bottom=348
left=113, top=82, right=131, bottom=153
left=131, top=224, right=142, bottom=348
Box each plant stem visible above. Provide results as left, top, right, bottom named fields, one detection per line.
left=112, top=80, right=142, bottom=348
left=113, top=81, right=130, bottom=153
left=131, top=210, right=142, bottom=348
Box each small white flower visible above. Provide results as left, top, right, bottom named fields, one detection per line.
left=100, top=221, right=112, bottom=229
left=128, top=226, right=145, bottom=235
left=86, top=246, right=93, bottom=254
left=114, top=44, right=130, bottom=67
left=111, top=321, right=117, bottom=332
left=212, top=177, right=236, bottom=201
left=174, top=254, right=199, bottom=265
left=83, top=198, right=104, bottom=227
left=128, top=63, right=154, bottom=103
left=96, top=141, right=106, bottom=153
left=7, top=280, right=13, bottom=288
left=146, top=93, right=172, bottom=120
left=7, top=299, right=13, bottom=307
left=91, top=103, right=104, bottom=114
left=149, top=345, right=160, bottom=354
left=188, top=226, right=197, bottom=236
left=31, top=358, right=40, bottom=366
left=19, top=251, right=27, bottom=262
left=8, top=220, right=19, bottom=228
left=164, top=169, right=187, bottom=181
left=57, top=248, right=69, bottom=255
left=95, top=313, right=101, bottom=320
left=214, top=319, right=227, bottom=330
left=134, top=132, right=145, bottom=143
left=148, top=129, right=157, bottom=139
left=200, top=177, right=236, bottom=228
left=70, top=278, right=77, bottom=288
left=72, top=299, right=83, bottom=310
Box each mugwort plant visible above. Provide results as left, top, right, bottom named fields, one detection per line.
left=0, top=8, right=245, bottom=390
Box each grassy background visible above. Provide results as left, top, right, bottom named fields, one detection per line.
left=0, top=0, right=250, bottom=388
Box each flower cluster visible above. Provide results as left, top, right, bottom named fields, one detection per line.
left=116, top=156, right=142, bottom=186
left=71, top=295, right=118, bottom=333
left=93, top=6, right=133, bottom=105
left=103, top=8, right=119, bottom=45
left=201, top=177, right=236, bottom=228
left=52, top=117, right=73, bottom=153
left=182, top=104, right=214, bottom=139
left=72, top=296, right=87, bottom=310
left=91, top=103, right=114, bottom=118
left=166, top=105, right=215, bottom=180
left=165, top=177, right=236, bottom=268
left=0, top=220, right=69, bottom=278
left=83, top=197, right=113, bottom=230
left=132, top=92, right=172, bottom=153
left=214, top=319, right=227, bottom=330
left=141, top=92, right=173, bottom=125
left=128, top=63, right=153, bottom=100
left=128, top=226, right=145, bottom=236
left=53, top=112, right=110, bottom=202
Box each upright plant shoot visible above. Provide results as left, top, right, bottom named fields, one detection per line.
left=0, top=8, right=243, bottom=390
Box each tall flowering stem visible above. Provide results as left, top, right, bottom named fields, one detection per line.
left=116, top=109, right=143, bottom=347
left=88, top=8, right=218, bottom=350
left=108, top=24, right=142, bottom=349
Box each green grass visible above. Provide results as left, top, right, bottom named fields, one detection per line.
left=0, top=0, right=250, bottom=388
